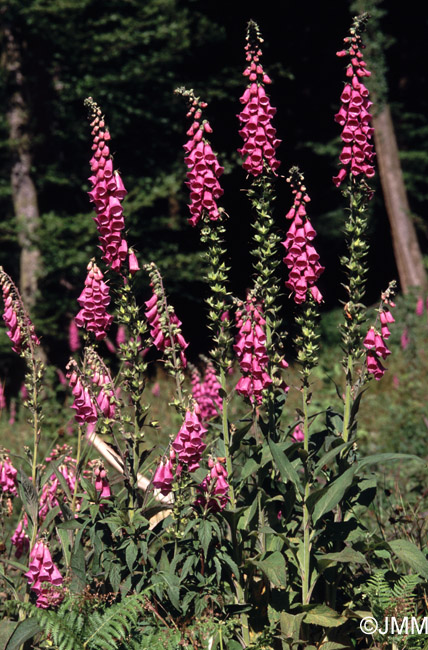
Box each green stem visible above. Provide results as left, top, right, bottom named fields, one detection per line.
left=342, top=355, right=353, bottom=444
left=71, top=427, right=83, bottom=513
left=302, top=385, right=311, bottom=606
left=220, top=367, right=235, bottom=509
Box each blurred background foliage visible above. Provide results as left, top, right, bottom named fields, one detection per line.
left=0, top=0, right=427, bottom=411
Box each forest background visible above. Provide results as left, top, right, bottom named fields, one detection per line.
left=1, top=0, right=427, bottom=402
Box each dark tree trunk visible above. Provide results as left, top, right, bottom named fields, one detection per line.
left=2, top=23, right=41, bottom=311
left=373, top=105, right=427, bottom=293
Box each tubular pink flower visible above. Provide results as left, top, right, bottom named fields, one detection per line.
left=365, top=291, right=395, bottom=380
left=0, top=269, right=40, bottom=354
left=234, top=297, right=275, bottom=404
left=67, top=365, right=98, bottom=426
left=178, top=90, right=224, bottom=227
left=282, top=169, right=324, bottom=303
left=0, top=454, right=18, bottom=496
left=68, top=319, right=80, bottom=352
left=25, top=540, right=64, bottom=608
left=75, top=260, right=113, bottom=341
left=333, top=19, right=375, bottom=187
left=144, top=285, right=188, bottom=368
left=94, top=465, right=112, bottom=502
left=85, top=98, right=138, bottom=274
left=194, top=457, right=229, bottom=512
left=191, top=361, right=223, bottom=422
left=0, top=382, right=5, bottom=410
left=11, top=519, right=30, bottom=558
left=238, top=21, right=280, bottom=176
left=292, top=424, right=305, bottom=443
left=152, top=407, right=207, bottom=496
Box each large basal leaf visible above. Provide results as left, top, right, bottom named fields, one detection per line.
left=312, top=466, right=356, bottom=524
left=389, top=539, right=428, bottom=578
left=254, top=551, right=287, bottom=588
left=316, top=547, right=366, bottom=572
left=268, top=438, right=303, bottom=499
left=356, top=453, right=425, bottom=471
left=4, top=618, right=40, bottom=650
left=304, top=604, right=347, bottom=627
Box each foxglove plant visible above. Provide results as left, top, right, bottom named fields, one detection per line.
left=25, top=540, right=64, bottom=608
left=190, top=359, right=222, bottom=422
left=68, top=319, right=80, bottom=353
left=333, top=14, right=375, bottom=187
left=84, top=97, right=138, bottom=274
left=238, top=20, right=281, bottom=177
left=194, top=457, right=229, bottom=513
left=282, top=167, right=324, bottom=305
left=144, top=262, right=188, bottom=406
left=363, top=282, right=396, bottom=381
left=0, top=452, right=18, bottom=497
left=75, top=259, right=113, bottom=341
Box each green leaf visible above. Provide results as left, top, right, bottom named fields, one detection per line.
left=4, top=618, right=40, bottom=650
left=125, top=541, right=138, bottom=572
left=304, top=604, right=347, bottom=627
left=268, top=439, right=302, bottom=499
left=255, top=551, right=287, bottom=588
left=312, top=466, right=356, bottom=524
left=316, top=547, right=366, bottom=571
left=279, top=611, right=305, bottom=642
left=18, top=469, right=38, bottom=525
left=70, top=539, right=86, bottom=593
left=198, top=520, right=212, bottom=557
left=57, top=526, right=72, bottom=568
left=389, top=539, right=428, bottom=578
left=356, top=453, right=425, bottom=471
left=313, top=443, right=353, bottom=477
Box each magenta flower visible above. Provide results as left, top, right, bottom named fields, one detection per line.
left=416, top=296, right=424, bottom=316
left=68, top=319, right=80, bottom=352
left=11, top=519, right=30, bottom=558
left=333, top=17, right=375, bottom=187
left=234, top=296, right=275, bottom=404
left=0, top=268, right=40, bottom=355
left=364, top=291, right=395, bottom=380
left=85, top=98, right=138, bottom=274
left=400, top=327, right=410, bottom=350
left=75, top=260, right=113, bottom=341
left=194, top=457, right=229, bottom=512
left=282, top=168, right=324, bottom=304
left=0, top=454, right=18, bottom=496
left=153, top=407, right=207, bottom=496
left=0, top=382, right=5, bottom=410
left=177, top=88, right=224, bottom=227
left=292, top=424, right=305, bottom=443
left=191, top=360, right=223, bottom=422
left=238, top=21, right=281, bottom=177
left=67, top=365, right=98, bottom=426
left=25, top=540, right=64, bottom=608
left=94, top=465, right=112, bottom=501
left=144, top=287, right=188, bottom=368
left=38, top=457, right=77, bottom=520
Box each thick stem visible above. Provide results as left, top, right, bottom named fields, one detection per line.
left=302, top=385, right=311, bottom=605
left=71, top=427, right=82, bottom=513
left=220, top=367, right=235, bottom=509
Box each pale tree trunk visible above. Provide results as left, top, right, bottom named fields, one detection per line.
left=2, top=24, right=42, bottom=311
left=373, top=105, right=427, bottom=293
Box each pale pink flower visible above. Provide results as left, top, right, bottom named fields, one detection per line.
left=416, top=296, right=424, bottom=316
left=0, top=382, right=5, bottom=410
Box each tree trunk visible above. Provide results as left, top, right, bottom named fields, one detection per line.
left=373, top=105, right=427, bottom=293
left=2, top=23, right=41, bottom=311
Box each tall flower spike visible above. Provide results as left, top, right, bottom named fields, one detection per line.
left=75, top=259, right=113, bottom=341
left=25, top=540, right=64, bottom=609
left=282, top=167, right=324, bottom=304
left=175, top=87, right=224, bottom=227
left=234, top=295, right=275, bottom=404
left=333, top=14, right=375, bottom=187
left=364, top=282, right=396, bottom=381
left=84, top=97, right=138, bottom=274
left=238, top=20, right=281, bottom=176
left=0, top=267, right=40, bottom=355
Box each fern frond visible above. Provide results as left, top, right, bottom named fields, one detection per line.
left=83, top=593, right=145, bottom=650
